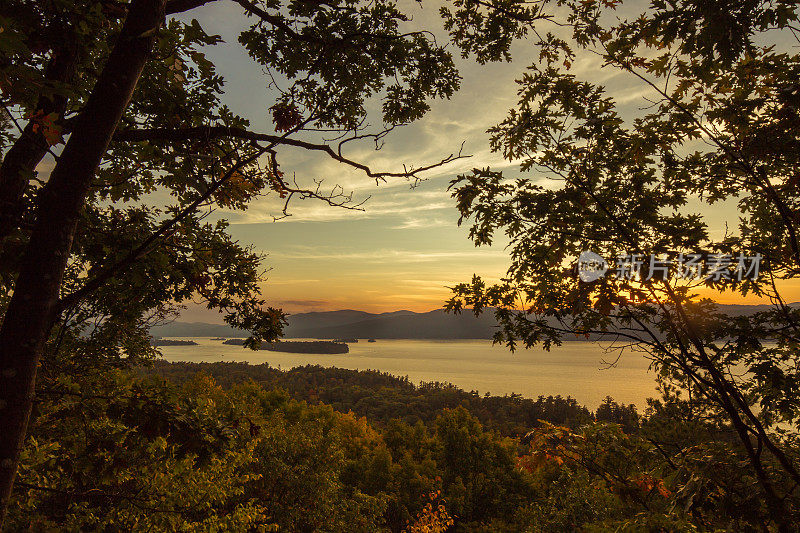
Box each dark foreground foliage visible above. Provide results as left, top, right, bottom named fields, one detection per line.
left=6, top=361, right=788, bottom=531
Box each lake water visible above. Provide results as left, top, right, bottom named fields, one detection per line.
left=158, top=338, right=659, bottom=410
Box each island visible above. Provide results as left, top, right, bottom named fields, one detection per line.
left=333, top=338, right=358, bottom=343
left=210, top=337, right=226, bottom=341
left=151, top=338, right=198, bottom=347
left=222, top=339, right=349, bottom=354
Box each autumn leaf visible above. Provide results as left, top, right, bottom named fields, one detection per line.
left=27, top=110, right=63, bottom=146
left=270, top=102, right=303, bottom=132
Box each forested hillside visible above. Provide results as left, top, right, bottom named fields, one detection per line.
left=5, top=361, right=772, bottom=531
left=142, top=361, right=599, bottom=434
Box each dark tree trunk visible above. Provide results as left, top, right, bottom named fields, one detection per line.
left=0, top=40, right=79, bottom=244
left=0, top=0, right=165, bottom=524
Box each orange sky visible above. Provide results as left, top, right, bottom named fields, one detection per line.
left=173, top=2, right=795, bottom=323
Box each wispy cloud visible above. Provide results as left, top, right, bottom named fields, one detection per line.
left=391, top=216, right=452, bottom=230
left=270, top=248, right=508, bottom=263
left=168, top=0, right=666, bottom=316
left=278, top=299, right=328, bottom=307
left=225, top=190, right=456, bottom=224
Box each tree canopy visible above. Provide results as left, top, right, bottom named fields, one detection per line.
left=0, top=0, right=465, bottom=520
left=444, top=0, right=800, bottom=528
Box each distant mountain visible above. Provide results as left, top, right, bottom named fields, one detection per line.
left=150, top=309, right=495, bottom=339
left=150, top=303, right=797, bottom=339
left=283, top=310, right=415, bottom=331
left=284, top=309, right=497, bottom=339
left=150, top=321, right=245, bottom=338
left=714, top=303, right=797, bottom=316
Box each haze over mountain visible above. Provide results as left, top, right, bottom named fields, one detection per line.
left=150, top=303, right=794, bottom=339
left=151, top=309, right=497, bottom=339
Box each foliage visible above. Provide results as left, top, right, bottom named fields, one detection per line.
left=0, top=0, right=464, bottom=518
left=12, top=360, right=788, bottom=531
left=142, top=360, right=594, bottom=434
left=8, top=366, right=536, bottom=532
left=402, top=490, right=454, bottom=533
left=0, top=0, right=464, bottom=389
left=443, top=0, right=800, bottom=526
left=10, top=370, right=275, bottom=531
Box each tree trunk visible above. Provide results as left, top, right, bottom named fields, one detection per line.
left=0, top=0, right=165, bottom=524
left=0, top=40, right=79, bottom=246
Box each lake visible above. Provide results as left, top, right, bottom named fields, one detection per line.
left=157, top=338, right=659, bottom=410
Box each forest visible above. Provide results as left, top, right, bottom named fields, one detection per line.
left=3, top=0, right=800, bottom=530
left=5, top=361, right=752, bottom=531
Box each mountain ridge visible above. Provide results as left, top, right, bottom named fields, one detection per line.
left=150, top=303, right=794, bottom=339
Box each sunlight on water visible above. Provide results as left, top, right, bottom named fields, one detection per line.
left=158, top=339, right=658, bottom=410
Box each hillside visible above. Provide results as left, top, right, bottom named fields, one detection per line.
left=284, top=309, right=498, bottom=339
left=150, top=303, right=796, bottom=339
left=150, top=309, right=498, bottom=339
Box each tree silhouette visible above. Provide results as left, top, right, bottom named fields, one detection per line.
left=443, top=0, right=800, bottom=528
left=0, top=0, right=465, bottom=521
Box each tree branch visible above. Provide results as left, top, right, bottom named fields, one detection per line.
left=164, top=0, right=219, bottom=15
left=113, top=125, right=469, bottom=180
left=232, top=0, right=434, bottom=44
left=56, top=146, right=266, bottom=314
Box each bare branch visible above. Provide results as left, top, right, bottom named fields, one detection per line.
left=113, top=125, right=470, bottom=180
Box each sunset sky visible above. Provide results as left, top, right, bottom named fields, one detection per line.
left=172, top=1, right=792, bottom=322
